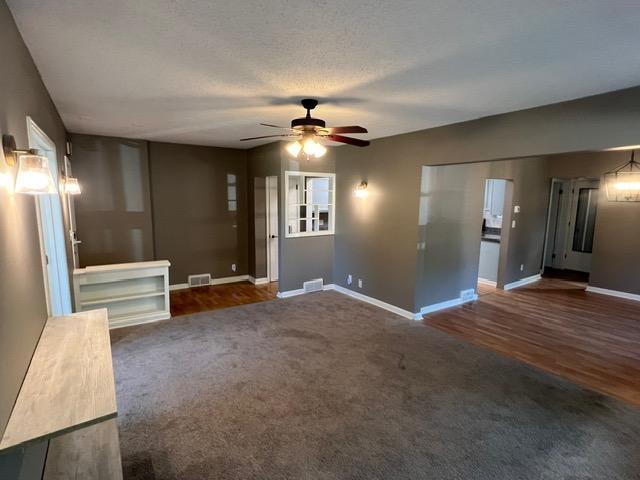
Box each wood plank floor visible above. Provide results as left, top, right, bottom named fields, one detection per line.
left=425, top=278, right=640, bottom=407
left=170, top=281, right=278, bottom=317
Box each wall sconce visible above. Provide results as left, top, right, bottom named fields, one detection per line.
left=604, top=150, right=640, bottom=201
left=354, top=181, right=369, bottom=198
left=3, top=134, right=56, bottom=194
left=62, top=176, right=81, bottom=195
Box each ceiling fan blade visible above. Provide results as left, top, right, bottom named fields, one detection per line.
left=326, top=134, right=370, bottom=147
left=240, top=134, right=300, bottom=141
left=324, top=126, right=368, bottom=134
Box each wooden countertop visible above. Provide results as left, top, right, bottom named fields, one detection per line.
left=0, top=309, right=117, bottom=452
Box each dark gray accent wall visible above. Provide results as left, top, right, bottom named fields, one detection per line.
left=415, top=158, right=548, bottom=309
left=0, top=0, right=68, bottom=475
left=335, top=86, right=640, bottom=312
left=149, top=142, right=248, bottom=285
left=71, top=134, right=154, bottom=266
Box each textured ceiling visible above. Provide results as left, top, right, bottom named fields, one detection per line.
left=7, top=1, right=640, bottom=148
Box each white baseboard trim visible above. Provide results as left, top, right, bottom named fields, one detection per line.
left=419, top=294, right=478, bottom=316
left=171, top=275, right=250, bottom=291
left=329, top=284, right=419, bottom=320
left=249, top=276, right=269, bottom=285
left=477, top=277, right=497, bottom=287
left=586, top=285, right=640, bottom=302
left=210, top=274, right=249, bottom=285
left=504, top=273, right=542, bottom=291
left=277, top=288, right=305, bottom=298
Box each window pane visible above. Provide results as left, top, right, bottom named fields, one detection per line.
left=572, top=188, right=598, bottom=253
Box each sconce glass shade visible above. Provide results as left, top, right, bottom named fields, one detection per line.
left=354, top=181, right=369, bottom=198
left=14, top=153, right=57, bottom=194
left=604, top=151, right=640, bottom=202
left=63, top=176, right=81, bottom=195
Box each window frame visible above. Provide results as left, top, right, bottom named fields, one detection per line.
left=284, top=171, right=336, bottom=238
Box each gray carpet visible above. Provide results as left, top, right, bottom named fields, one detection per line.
left=110, top=291, right=640, bottom=480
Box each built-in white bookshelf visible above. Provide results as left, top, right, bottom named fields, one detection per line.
left=73, top=260, right=171, bottom=329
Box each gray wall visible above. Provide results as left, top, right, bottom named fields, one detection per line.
left=246, top=141, right=336, bottom=291
left=415, top=158, right=548, bottom=309
left=545, top=150, right=639, bottom=295
left=247, top=142, right=281, bottom=279
left=71, top=134, right=154, bottom=266
left=149, top=142, right=248, bottom=284
left=0, top=0, right=67, bottom=474
left=335, top=86, right=640, bottom=312
left=279, top=150, right=336, bottom=292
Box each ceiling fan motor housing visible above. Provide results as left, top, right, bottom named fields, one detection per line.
left=291, top=116, right=326, bottom=129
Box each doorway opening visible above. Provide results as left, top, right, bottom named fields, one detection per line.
left=542, top=178, right=599, bottom=282
left=477, top=179, right=509, bottom=294
left=266, top=175, right=279, bottom=282
left=27, top=117, right=72, bottom=315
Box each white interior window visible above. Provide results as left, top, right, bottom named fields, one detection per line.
left=285, top=171, right=335, bottom=238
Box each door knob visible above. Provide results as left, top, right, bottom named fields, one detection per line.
left=270, top=235, right=278, bottom=239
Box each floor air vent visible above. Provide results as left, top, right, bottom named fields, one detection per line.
left=188, top=273, right=211, bottom=287
left=303, top=278, right=324, bottom=293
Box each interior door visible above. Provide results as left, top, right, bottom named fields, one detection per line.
left=563, top=179, right=599, bottom=273
left=28, top=118, right=72, bottom=315
left=266, top=176, right=279, bottom=282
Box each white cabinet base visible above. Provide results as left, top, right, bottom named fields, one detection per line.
left=74, top=260, right=171, bottom=329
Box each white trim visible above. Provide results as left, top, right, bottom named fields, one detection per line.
left=277, top=283, right=419, bottom=320
left=586, top=286, right=640, bottom=302
left=210, top=274, right=249, bottom=285
left=419, top=294, right=478, bottom=316
left=170, top=274, right=250, bottom=291
left=109, top=311, right=171, bottom=330
left=249, top=276, right=269, bottom=285
left=477, top=277, right=497, bottom=287
left=284, top=171, right=335, bottom=238
left=277, top=288, right=306, bottom=299
left=327, top=284, right=419, bottom=320
left=503, top=273, right=542, bottom=291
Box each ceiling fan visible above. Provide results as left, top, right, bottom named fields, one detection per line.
left=240, top=98, right=369, bottom=158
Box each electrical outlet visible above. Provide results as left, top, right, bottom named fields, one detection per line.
left=512, top=220, right=516, bottom=228
left=358, top=279, right=363, bottom=289
left=514, top=205, right=520, bottom=213
left=231, top=263, right=237, bottom=272
left=520, top=264, right=524, bottom=271
left=347, top=274, right=353, bottom=285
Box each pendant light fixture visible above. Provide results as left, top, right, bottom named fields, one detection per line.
left=604, top=150, right=640, bottom=202
left=3, top=134, right=57, bottom=194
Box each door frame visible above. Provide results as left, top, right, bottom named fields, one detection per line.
left=27, top=116, right=72, bottom=315
left=265, top=175, right=279, bottom=282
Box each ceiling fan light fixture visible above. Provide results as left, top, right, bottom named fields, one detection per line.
left=313, top=143, right=327, bottom=158
left=286, top=141, right=302, bottom=157
left=303, top=138, right=317, bottom=156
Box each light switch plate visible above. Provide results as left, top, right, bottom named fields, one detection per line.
left=514, top=205, right=520, bottom=213
left=512, top=220, right=516, bottom=228
left=358, top=279, right=363, bottom=288
left=347, top=274, right=353, bottom=285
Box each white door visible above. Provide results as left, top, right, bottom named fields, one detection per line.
left=266, top=176, right=279, bottom=282
left=564, top=179, right=599, bottom=273
left=27, top=117, right=72, bottom=315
